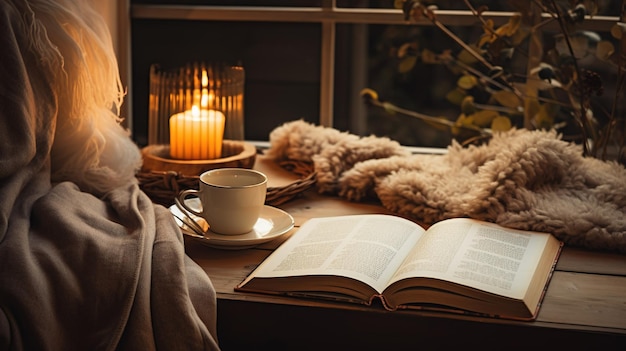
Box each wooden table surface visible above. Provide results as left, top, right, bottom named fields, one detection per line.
left=184, top=155, right=626, bottom=351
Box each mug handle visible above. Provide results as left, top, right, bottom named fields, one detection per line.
left=175, top=189, right=203, bottom=217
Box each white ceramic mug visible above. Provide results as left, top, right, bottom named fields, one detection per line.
left=176, top=168, right=268, bottom=235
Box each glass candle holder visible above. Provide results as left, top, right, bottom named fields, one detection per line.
left=148, top=62, right=245, bottom=160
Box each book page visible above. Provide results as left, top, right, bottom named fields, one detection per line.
left=245, top=215, right=425, bottom=293
left=388, top=218, right=552, bottom=299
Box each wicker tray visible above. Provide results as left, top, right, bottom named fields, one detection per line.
left=137, top=160, right=317, bottom=207
left=141, top=140, right=257, bottom=176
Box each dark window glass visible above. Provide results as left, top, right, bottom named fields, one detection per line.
left=130, top=1, right=623, bottom=147
left=335, top=20, right=622, bottom=148
left=335, top=22, right=487, bottom=147
left=131, top=19, right=321, bottom=146
left=131, top=0, right=322, bottom=6
left=334, top=0, right=621, bottom=14
left=336, top=0, right=514, bottom=10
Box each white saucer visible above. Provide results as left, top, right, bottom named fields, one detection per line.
left=169, top=198, right=295, bottom=250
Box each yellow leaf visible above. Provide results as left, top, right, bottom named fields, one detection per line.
left=611, top=23, right=624, bottom=39
left=596, top=41, right=615, bottom=60
left=360, top=88, right=378, bottom=101
left=398, top=56, right=417, bottom=73
left=491, top=91, right=522, bottom=109
left=452, top=113, right=472, bottom=135
left=457, top=75, right=477, bottom=90
left=445, top=88, right=466, bottom=105
left=455, top=113, right=472, bottom=125
left=524, top=98, right=540, bottom=122
left=398, top=42, right=415, bottom=58
left=491, top=116, right=512, bottom=131
left=421, top=49, right=438, bottom=64
left=461, top=96, right=476, bottom=115
left=478, top=34, right=494, bottom=48
left=483, top=19, right=495, bottom=32
left=457, top=48, right=479, bottom=65
left=479, top=20, right=496, bottom=47
left=493, top=14, right=520, bottom=38
left=503, top=14, right=521, bottom=36
left=534, top=103, right=559, bottom=129
left=471, top=110, right=499, bottom=128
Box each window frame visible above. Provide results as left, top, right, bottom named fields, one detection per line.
left=122, top=0, right=620, bottom=139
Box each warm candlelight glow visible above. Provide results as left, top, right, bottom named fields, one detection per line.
left=149, top=62, right=244, bottom=146
left=169, top=106, right=225, bottom=160
left=169, top=66, right=227, bottom=160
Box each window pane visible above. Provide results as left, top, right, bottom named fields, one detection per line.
left=334, top=0, right=621, bottom=13
left=130, top=2, right=623, bottom=149
left=131, top=19, right=321, bottom=146
left=335, top=0, right=515, bottom=10
left=131, top=0, right=322, bottom=6
left=335, top=14, right=624, bottom=148
left=335, top=23, right=477, bottom=148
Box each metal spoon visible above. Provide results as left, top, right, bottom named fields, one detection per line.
left=174, top=197, right=210, bottom=237
left=172, top=213, right=207, bottom=238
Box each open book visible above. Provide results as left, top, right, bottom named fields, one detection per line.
left=236, top=214, right=563, bottom=320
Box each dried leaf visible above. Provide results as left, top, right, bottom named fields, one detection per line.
left=398, top=42, right=416, bottom=58
left=461, top=96, right=476, bottom=114
left=446, top=88, right=467, bottom=106
left=471, top=110, right=500, bottom=127
left=534, top=103, right=559, bottom=129
left=491, top=116, right=512, bottom=131
left=421, top=49, right=439, bottom=64
left=611, top=23, right=625, bottom=39
left=456, top=113, right=472, bottom=124
left=596, top=41, right=615, bottom=60
left=495, top=14, right=521, bottom=37
left=398, top=56, right=417, bottom=73
left=478, top=34, right=493, bottom=48
left=524, top=98, right=540, bottom=123
left=457, top=48, right=480, bottom=65
left=457, top=75, right=477, bottom=90
left=479, top=19, right=496, bottom=47
left=360, top=88, right=378, bottom=101
left=491, top=91, right=522, bottom=108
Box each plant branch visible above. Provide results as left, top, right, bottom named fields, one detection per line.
left=450, top=59, right=514, bottom=93
left=408, top=4, right=494, bottom=71
left=549, top=0, right=591, bottom=155
left=462, top=0, right=496, bottom=36
left=361, top=89, right=491, bottom=137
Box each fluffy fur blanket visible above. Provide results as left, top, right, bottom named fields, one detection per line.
left=267, top=120, right=626, bottom=254
left=0, top=1, right=219, bottom=350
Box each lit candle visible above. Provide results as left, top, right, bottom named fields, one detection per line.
left=169, top=106, right=225, bottom=160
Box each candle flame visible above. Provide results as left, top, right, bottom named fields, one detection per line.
left=200, top=69, right=212, bottom=109
left=202, top=69, right=209, bottom=87
left=191, top=105, right=200, bottom=118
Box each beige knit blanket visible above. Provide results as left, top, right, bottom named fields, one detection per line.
left=0, top=1, right=219, bottom=349
left=267, top=120, right=626, bottom=254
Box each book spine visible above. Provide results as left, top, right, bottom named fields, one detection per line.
left=375, top=295, right=398, bottom=312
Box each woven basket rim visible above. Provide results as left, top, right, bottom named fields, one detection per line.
left=137, top=160, right=316, bottom=207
